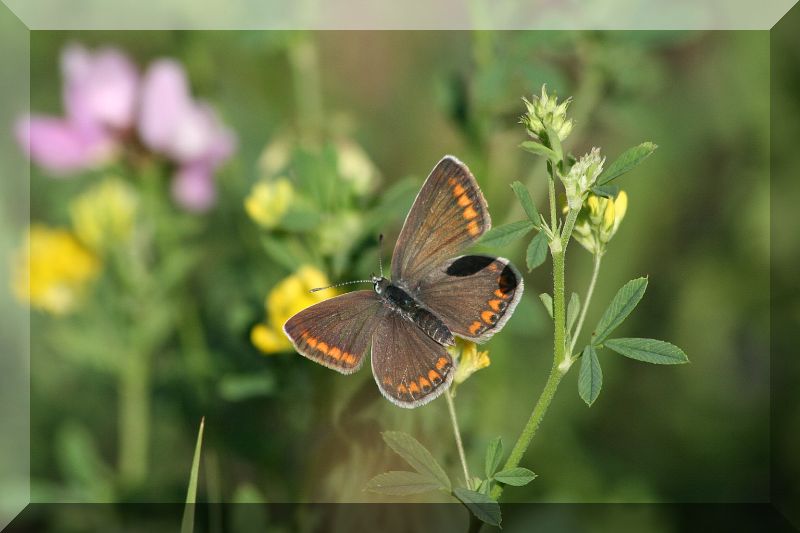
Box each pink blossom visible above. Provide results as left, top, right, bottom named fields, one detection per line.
left=139, top=59, right=235, bottom=211
left=15, top=116, right=114, bottom=175
left=171, top=163, right=216, bottom=212
left=61, top=44, right=139, bottom=132
left=18, top=44, right=236, bottom=212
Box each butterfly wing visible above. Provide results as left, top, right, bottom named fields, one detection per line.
left=415, top=255, right=523, bottom=343
left=371, top=311, right=454, bottom=408
left=283, top=290, right=384, bottom=374
left=391, top=156, right=491, bottom=284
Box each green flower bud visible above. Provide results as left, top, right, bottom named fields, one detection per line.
left=520, top=85, right=574, bottom=144
left=562, top=147, right=605, bottom=210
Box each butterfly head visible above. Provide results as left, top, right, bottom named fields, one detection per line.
left=372, top=275, right=390, bottom=295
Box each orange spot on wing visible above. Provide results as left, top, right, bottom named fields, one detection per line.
left=494, top=289, right=510, bottom=299
left=488, top=299, right=502, bottom=312
left=383, top=376, right=392, bottom=386
left=346, top=353, right=358, bottom=365
left=317, top=342, right=329, bottom=354
left=428, top=369, right=441, bottom=383
left=408, top=381, right=420, bottom=394
left=457, top=193, right=471, bottom=207
left=467, top=220, right=480, bottom=236
left=452, top=183, right=466, bottom=197
left=307, top=337, right=318, bottom=348
left=397, top=384, right=408, bottom=396
left=419, top=377, right=431, bottom=390
left=469, top=321, right=482, bottom=335
left=329, top=347, right=341, bottom=360
left=436, top=357, right=448, bottom=371
left=463, top=206, right=478, bottom=220
left=481, top=310, right=496, bottom=324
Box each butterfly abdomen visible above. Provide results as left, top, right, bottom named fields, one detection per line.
left=380, top=283, right=455, bottom=346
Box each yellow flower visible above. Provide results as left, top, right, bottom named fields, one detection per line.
left=572, top=191, right=628, bottom=255
left=251, top=265, right=336, bottom=354
left=11, top=224, right=100, bottom=314
left=450, top=338, right=491, bottom=386
left=244, top=178, right=295, bottom=229
left=70, top=177, right=138, bottom=252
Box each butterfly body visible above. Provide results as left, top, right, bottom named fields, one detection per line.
left=373, top=277, right=455, bottom=347
left=284, top=155, right=524, bottom=408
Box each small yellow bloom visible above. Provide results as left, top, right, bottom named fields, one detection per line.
left=244, top=178, right=295, bottom=229
left=450, top=338, right=491, bottom=386
left=251, top=265, right=337, bottom=354
left=572, top=191, right=628, bottom=255
left=11, top=224, right=100, bottom=314
left=70, top=177, right=138, bottom=252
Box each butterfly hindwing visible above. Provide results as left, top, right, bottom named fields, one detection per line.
left=371, top=311, right=454, bottom=408
left=283, top=291, right=383, bottom=374
left=391, top=156, right=491, bottom=283
left=415, top=255, right=524, bottom=343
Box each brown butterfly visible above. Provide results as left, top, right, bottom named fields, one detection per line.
left=283, top=156, right=524, bottom=408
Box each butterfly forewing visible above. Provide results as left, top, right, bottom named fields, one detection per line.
left=391, top=156, right=491, bottom=283
left=371, top=311, right=454, bottom=408
left=283, top=291, right=384, bottom=374
left=416, top=255, right=524, bottom=343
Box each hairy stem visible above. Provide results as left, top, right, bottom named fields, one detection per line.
left=446, top=389, right=471, bottom=486
left=569, top=253, right=602, bottom=356
left=490, top=249, right=568, bottom=501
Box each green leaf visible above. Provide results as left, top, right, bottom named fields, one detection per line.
left=382, top=431, right=451, bottom=490
left=519, top=141, right=557, bottom=161
left=526, top=231, right=548, bottom=271
left=604, top=338, right=689, bottom=365
left=510, top=181, right=541, bottom=226
left=453, top=487, right=501, bottom=527
left=484, top=436, right=503, bottom=478
left=539, top=293, right=553, bottom=318
left=480, top=220, right=534, bottom=248
left=590, top=184, right=620, bottom=199
left=593, top=277, right=648, bottom=344
left=218, top=373, right=276, bottom=401
left=365, top=471, right=442, bottom=495
left=260, top=235, right=301, bottom=272
left=567, top=292, right=581, bottom=333
left=493, top=467, right=537, bottom=486
left=597, top=142, right=658, bottom=185
left=546, top=126, right=563, bottom=162
left=578, top=345, right=603, bottom=406
left=181, top=417, right=205, bottom=533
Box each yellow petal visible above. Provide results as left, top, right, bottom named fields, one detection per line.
left=251, top=323, right=289, bottom=354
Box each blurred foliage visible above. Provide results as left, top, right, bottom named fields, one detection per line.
left=10, top=26, right=777, bottom=531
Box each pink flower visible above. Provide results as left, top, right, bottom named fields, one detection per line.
left=18, top=44, right=236, bottom=212
left=61, top=44, right=139, bottom=132
left=139, top=60, right=235, bottom=211
left=17, top=44, right=138, bottom=174
left=15, top=116, right=114, bottom=175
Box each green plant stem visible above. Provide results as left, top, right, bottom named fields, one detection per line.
left=547, top=176, right=557, bottom=229
left=119, top=351, right=150, bottom=487
left=490, top=203, right=582, bottom=502
left=445, top=389, right=471, bottom=486
left=288, top=34, right=323, bottom=143
left=569, top=253, right=602, bottom=356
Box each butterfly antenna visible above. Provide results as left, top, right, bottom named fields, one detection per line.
left=378, top=233, right=385, bottom=277
left=309, top=279, right=373, bottom=293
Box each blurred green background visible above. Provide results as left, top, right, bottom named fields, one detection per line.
left=10, top=25, right=782, bottom=531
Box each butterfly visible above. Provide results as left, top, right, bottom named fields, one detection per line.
left=283, top=155, right=524, bottom=408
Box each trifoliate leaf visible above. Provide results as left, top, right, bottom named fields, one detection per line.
left=382, top=431, right=451, bottom=490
